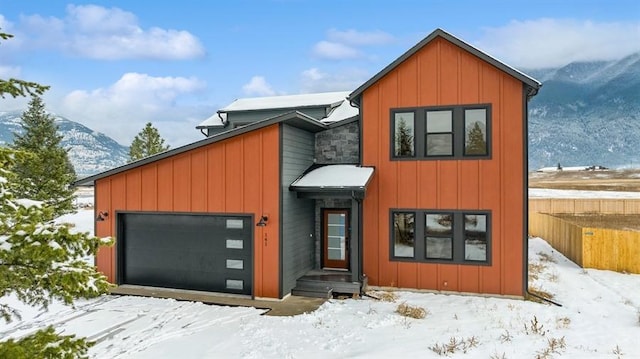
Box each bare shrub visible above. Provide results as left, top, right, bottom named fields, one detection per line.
left=429, top=336, right=479, bottom=356
left=555, top=317, right=571, bottom=329
left=613, top=344, right=624, bottom=358
left=524, top=316, right=547, bottom=336
left=499, top=330, right=513, bottom=343
left=529, top=262, right=547, bottom=281
left=535, top=336, right=566, bottom=359
left=490, top=352, right=507, bottom=359
left=537, top=251, right=557, bottom=263
left=396, top=302, right=428, bottom=319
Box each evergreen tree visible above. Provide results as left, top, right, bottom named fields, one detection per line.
left=395, top=117, right=414, bottom=156
left=0, top=148, right=113, bottom=358
left=129, top=122, right=170, bottom=162
left=11, top=95, right=76, bottom=217
left=465, top=122, right=487, bottom=155
left=1, top=31, right=112, bottom=358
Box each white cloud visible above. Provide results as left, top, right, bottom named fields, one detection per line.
left=59, top=73, right=208, bottom=146
left=15, top=4, right=205, bottom=60
left=242, top=76, right=276, bottom=96
left=475, top=19, right=640, bottom=69
left=326, top=29, right=394, bottom=46
left=312, top=41, right=361, bottom=60
left=312, top=29, right=395, bottom=61
left=300, top=67, right=368, bottom=93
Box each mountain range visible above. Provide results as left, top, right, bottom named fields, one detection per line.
left=526, top=52, right=640, bottom=170
left=0, top=111, right=129, bottom=177
left=1, top=52, right=639, bottom=175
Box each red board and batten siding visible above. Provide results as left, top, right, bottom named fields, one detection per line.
left=361, top=37, right=525, bottom=296
left=94, top=125, right=281, bottom=298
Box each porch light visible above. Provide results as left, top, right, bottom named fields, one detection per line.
left=96, top=211, right=109, bottom=222
left=256, top=215, right=268, bottom=227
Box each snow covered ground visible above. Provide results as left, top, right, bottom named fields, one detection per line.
left=1, top=190, right=639, bottom=358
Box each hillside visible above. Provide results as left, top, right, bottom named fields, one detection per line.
left=0, top=111, right=128, bottom=177
left=526, top=52, right=640, bottom=170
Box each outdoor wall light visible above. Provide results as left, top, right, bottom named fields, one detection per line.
left=256, top=215, right=268, bottom=227
left=96, top=211, right=109, bottom=222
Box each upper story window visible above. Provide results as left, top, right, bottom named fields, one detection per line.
left=391, top=105, right=490, bottom=160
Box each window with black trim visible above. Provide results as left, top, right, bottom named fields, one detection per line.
left=391, top=105, right=490, bottom=159
left=391, top=210, right=490, bottom=264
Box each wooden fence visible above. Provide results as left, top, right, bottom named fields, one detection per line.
left=529, top=212, right=584, bottom=266
left=529, top=198, right=640, bottom=215
left=529, top=212, right=640, bottom=274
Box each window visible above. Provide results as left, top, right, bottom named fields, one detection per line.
left=391, top=104, right=490, bottom=160
left=393, top=212, right=415, bottom=257
left=391, top=210, right=490, bottom=264
left=393, top=112, right=415, bottom=157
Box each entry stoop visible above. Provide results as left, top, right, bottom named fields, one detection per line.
left=291, top=271, right=365, bottom=298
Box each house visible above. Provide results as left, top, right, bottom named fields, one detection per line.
left=78, top=29, right=541, bottom=300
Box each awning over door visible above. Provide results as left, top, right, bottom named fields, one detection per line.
left=289, top=164, right=374, bottom=198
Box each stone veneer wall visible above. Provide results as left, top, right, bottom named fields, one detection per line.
left=314, top=120, right=359, bottom=164
left=313, top=120, right=360, bottom=267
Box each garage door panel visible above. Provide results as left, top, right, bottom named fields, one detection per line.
left=118, top=213, right=252, bottom=295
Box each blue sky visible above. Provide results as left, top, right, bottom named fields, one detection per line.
left=1, top=1, right=639, bottom=147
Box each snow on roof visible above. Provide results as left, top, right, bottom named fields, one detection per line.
left=290, top=165, right=374, bottom=189
left=321, top=100, right=359, bottom=123
left=197, top=112, right=226, bottom=128
left=220, top=91, right=351, bottom=112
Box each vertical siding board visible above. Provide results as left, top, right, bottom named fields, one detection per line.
left=439, top=40, right=459, bottom=104
left=207, top=146, right=224, bottom=212
left=172, top=154, right=191, bottom=211
left=501, top=76, right=525, bottom=295
left=224, top=139, right=244, bottom=213
left=95, top=179, right=113, bottom=281
left=459, top=162, right=480, bottom=209
left=140, top=165, right=157, bottom=210
left=377, top=73, right=399, bottom=286
left=157, top=161, right=173, bottom=211
left=418, top=43, right=439, bottom=104
left=110, top=174, right=126, bottom=283
left=395, top=58, right=419, bottom=287
left=190, top=149, right=207, bottom=212
left=260, top=125, right=281, bottom=298
left=125, top=170, right=142, bottom=210
left=438, top=161, right=458, bottom=208
left=460, top=51, right=480, bottom=104
left=478, top=63, right=503, bottom=294
left=281, top=124, right=315, bottom=295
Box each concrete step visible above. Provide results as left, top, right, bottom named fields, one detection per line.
left=291, top=286, right=333, bottom=299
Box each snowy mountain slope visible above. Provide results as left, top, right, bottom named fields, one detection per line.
left=0, top=111, right=128, bottom=177
left=526, top=52, right=640, bottom=170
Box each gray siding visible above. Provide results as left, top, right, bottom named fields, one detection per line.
left=314, top=121, right=360, bottom=164
left=281, top=124, right=316, bottom=296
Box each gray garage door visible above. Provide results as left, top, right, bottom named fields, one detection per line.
left=117, top=212, right=252, bottom=295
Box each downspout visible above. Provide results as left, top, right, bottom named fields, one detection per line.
left=218, top=111, right=228, bottom=127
